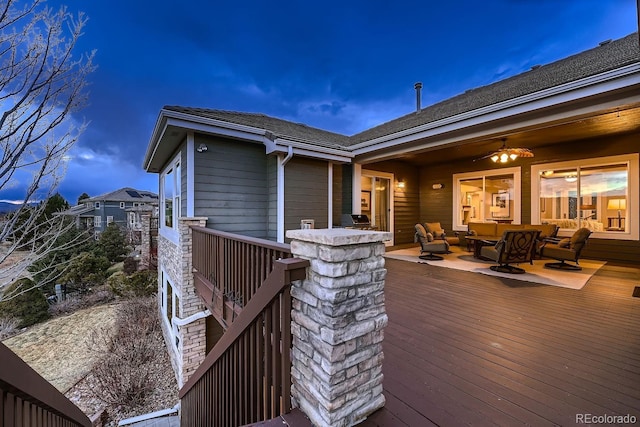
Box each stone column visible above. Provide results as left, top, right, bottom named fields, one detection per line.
left=286, top=228, right=391, bottom=427
left=139, top=213, right=151, bottom=270
left=177, top=217, right=208, bottom=386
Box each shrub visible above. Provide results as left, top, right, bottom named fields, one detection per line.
left=48, top=286, right=116, bottom=317
left=87, top=297, right=161, bottom=409
left=0, top=278, right=50, bottom=327
left=123, top=256, right=138, bottom=275
left=108, top=271, right=157, bottom=298
left=0, top=317, right=19, bottom=339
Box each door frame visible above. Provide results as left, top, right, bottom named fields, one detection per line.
left=361, top=169, right=395, bottom=246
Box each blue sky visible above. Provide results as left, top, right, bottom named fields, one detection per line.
left=3, top=0, right=638, bottom=204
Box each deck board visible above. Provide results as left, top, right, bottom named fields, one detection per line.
left=359, top=258, right=640, bottom=426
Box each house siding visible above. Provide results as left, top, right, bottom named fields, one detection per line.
left=193, top=135, right=269, bottom=239
left=365, top=160, right=421, bottom=245
left=417, top=133, right=639, bottom=263
left=332, top=164, right=343, bottom=227
left=267, top=156, right=277, bottom=241
left=284, top=157, right=329, bottom=234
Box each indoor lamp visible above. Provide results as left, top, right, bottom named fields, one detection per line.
left=607, top=198, right=626, bottom=228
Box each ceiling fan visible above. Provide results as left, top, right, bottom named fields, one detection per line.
left=478, top=138, right=534, bottom=163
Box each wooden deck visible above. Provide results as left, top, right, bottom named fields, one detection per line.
left=361, top=257, right=640, bottom=426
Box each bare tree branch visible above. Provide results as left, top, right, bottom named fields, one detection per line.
left=0, top=0, right=95, bottom=300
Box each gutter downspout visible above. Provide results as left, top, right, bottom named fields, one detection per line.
left=172, top=309, right=211, bottom=327
left=277, top=146, right=294, bottom=243
left=282, top=145, right=294, bottom=166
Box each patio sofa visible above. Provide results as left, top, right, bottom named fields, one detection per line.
left=459, top=222, right=559, bottom=250
left=542, top=218, right=604, bottom=232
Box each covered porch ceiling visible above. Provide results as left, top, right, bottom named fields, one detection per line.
left=356, top=100, right=640, bottom=168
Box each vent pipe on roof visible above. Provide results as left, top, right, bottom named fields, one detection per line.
left=414, top=82, right=423, bottom=113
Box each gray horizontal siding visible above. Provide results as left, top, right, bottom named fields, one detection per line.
left=193, top=135, right=269, bottom=239
left=285, top=157, right=329, bottom=234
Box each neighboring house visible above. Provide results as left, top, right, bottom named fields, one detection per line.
left=58, top=187, right=158, bottom=236
left=143, top=33, right=640, bottom=385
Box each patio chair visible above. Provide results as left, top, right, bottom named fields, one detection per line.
left=415, top=224, right=450, bottom=260
left=539, top=227, right=592, bottom=270
left=480, top=229, right=540, bottom=274
left=424, top=222, right=460, bottom=245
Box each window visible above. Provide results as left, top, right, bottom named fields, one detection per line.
left=161, top=272, right=181, bottom=349
left=106, top=216, right=114, bottom=225
left=120, top=202, right=125, bottom=209
left=453, top=167, right=522, bottom=230
left=532, top=154, right=638, bottom=240
left=161, top=155, right=181, bottom=230
left=94, top=216, right=102, bottom=228
left=95, top=202, right=100, bottom=209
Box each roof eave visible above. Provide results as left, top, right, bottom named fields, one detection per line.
left=352, top=62, right=640, bottom=162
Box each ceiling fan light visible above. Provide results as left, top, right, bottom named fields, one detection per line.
left=491, top=154, right=499, bottom=162
left=509, top=153, right=518, bottom=160
left=499, top=153, right=509, bottom=163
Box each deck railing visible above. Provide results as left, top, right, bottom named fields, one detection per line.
left=0, top=342, right=91, bottom=427
left=180, top=234, right=309, bottom=426
left=191, top=226, right=293, bottom=328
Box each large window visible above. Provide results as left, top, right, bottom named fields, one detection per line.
left=161, top=155, right=181, bottom=231
left=453, top=167, right=521, bottom=230
left=532, top=154, right=639, bottom=240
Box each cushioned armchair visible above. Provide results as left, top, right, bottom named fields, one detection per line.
left=539, top=227, right=592, bottom=270
left=415, top=224, right=450, bottom=260
left=480, top=229, right=540, bottom=274
left=424, top=222, right=460, bottom=246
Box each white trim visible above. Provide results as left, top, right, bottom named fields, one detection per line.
left=352, top=163, right=362, bottom=214
left=328, top=163, right=333, bottom=229
left=118, top=404, right=180, bottom=426
left=531, top=154, right=639, bottom=241
left=362, top=169, right=395, bottom=246
left=159, top=153, right=181, bottom=245
left=186, top=132, right=195, bottom=217
left=277, top=153, right=285, bottom=243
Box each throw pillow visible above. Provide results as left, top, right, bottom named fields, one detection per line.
left=558, top=238, right=571, bottom=248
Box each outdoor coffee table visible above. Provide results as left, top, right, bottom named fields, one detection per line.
left=465, top=236, right=499, bottom=259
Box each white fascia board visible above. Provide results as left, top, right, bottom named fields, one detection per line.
left=351, top=63, right=640, bottom=155
left=143, top=117, right=170, bottom=171
left=269, top=138, right=353, bottom=162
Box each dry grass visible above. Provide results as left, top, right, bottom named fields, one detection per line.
left=2, top=303, right=120, bottom=392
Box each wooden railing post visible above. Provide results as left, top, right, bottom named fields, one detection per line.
left=286, top=228, right=392, bottom=427
left=1, top=342, right=91, bottom=427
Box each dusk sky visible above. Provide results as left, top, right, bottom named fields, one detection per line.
left=4, top=0, right=638, bottom=204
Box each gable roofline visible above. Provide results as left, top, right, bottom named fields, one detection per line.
left=351, top=61, right=640, bottom=161
left=143, top=108, right=353, bottom=172
left=85, top=187, right=158, bottom=203
left=143, top=32, right=639, bottom=170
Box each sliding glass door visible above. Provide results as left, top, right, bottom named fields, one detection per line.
left=361, top=170, right=394, bottom=245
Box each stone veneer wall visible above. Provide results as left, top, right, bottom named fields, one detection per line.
left=286, top=228, right=391, bottom=427
left=139, top=213, right=151, bottom=270
left=157, top=217, right=208, bottom=387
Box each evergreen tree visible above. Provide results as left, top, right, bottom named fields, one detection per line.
left=77, top=193, right=90, bottom=204
left=0, top=279, right=50, bottom=327
left=97, top=223, right=129, bottom=262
